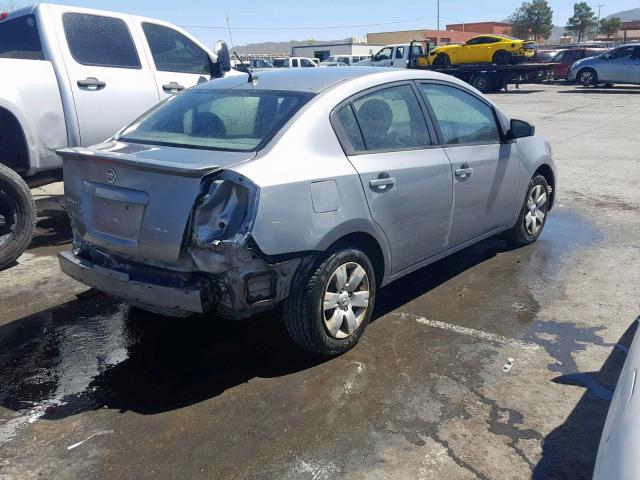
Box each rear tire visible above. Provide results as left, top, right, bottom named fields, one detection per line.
left=470, top=73, right=495, bottom=93
left=503, top=175, right=549, bottom=246
left=0, top=163, right=36, bottom=270
left=493, top=50, right=511, bottom=65
left=577, top=67, right=597, bottom=86
left=284, top=247, right=376, bottom=356
left=433, top=53, right=450, bottom=66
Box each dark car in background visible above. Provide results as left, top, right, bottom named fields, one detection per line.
left=533, top=49, right=558, bottom=63
left=550, top=48, right=606, bottom=79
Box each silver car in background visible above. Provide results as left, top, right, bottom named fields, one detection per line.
left=568, top=43, right=640, bottom=86
left=57, top=68, right=556, bottom=355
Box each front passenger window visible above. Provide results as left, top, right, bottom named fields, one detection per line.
left=142, top=23, right=211, bottom=74
left=419, top=83, right=500, bottom=145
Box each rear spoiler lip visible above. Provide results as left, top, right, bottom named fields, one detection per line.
left=56, top=147, right=222, bottom=178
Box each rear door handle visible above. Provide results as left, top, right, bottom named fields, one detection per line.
left=162, top=82, right=185, bottom=93
left=455, top=167, right=473, bottom=179
left=77, top=77, right=106, bottom=89
left=369, top=177, right=396, bottom=188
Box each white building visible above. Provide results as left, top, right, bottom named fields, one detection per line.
left=291, top=40, right=384, bottom=62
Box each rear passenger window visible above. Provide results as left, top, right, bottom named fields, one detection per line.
left=332, top=105, right=365, bottom=153
left=419, top=83, right=500, bottom=145
left=352, top=85, right=430, bottom=151
left=63, top=13, right=140, bottom=69
left=0, top=14, right=44, bottom=60
left=143, top=23, right=211, bottom=74
left=395, top=47, right=405, bottom=59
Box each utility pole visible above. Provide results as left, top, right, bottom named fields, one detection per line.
left=595, top=4, right=605, bottom=36
left=225, top=14, right=234, bottom=49
left=437, top=0, right=440, bottom=31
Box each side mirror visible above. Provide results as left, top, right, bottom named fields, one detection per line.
left=508, top=119, right=535, bottom=139
left=212, top=40, right=231, bottom=77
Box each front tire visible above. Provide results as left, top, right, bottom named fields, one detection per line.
left=284, top=247, right=376, bottom=356
left=578, top=67, right=597, bottom=86
left=433, top=53, right=450, bottom=66
left=503, top=175, right=550, bottom=246
left=0, top=163, right=36, bottom=270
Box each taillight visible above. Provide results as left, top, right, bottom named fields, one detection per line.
left=0, top=12, right=9, bottom=20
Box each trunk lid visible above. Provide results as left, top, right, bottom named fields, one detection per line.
left=59, top=141, right=255, bottom=264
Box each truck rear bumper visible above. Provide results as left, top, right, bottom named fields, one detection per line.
left=58, top=251, right=209, bottom=313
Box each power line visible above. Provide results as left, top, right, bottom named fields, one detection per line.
left=179, top=16, right=437, bottom=31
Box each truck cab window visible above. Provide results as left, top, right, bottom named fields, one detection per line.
left=142, top=23, right=211, bottom=75
left=62, top=13, right=140, bottom=68
left=0, top=14, right=44, bottom=60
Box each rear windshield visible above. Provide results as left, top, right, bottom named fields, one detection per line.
left=118, top=89, right=314, bottom=152
left=0, top=14, right=44, bottom=60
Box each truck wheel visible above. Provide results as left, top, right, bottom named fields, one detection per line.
left=502, top=175, right=549, bottom=246
left=470, top=73, right=494, bottom=93
left=577, top=68, right=597, bottom=86
left=433, top=53, right=450, bottom=66
left=0, top=163, right=36, bottom=270
left=493, top=50, right=511, bottom=65
left=284, top=247, right=376, bottom=356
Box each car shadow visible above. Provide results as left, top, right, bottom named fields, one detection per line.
left=557, top=87, right=640, bottom=94
left=28, top=192, right=71, bottom=250
left=0, top=236, right=518, bottom=419
left=532, top=318, right=638, bottom=479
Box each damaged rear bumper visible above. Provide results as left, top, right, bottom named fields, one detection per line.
left=58, top=243, right=307, bottom=319
left=59, top=251, right=211, bottom=313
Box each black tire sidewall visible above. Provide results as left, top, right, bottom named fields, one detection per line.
left=0, top=164, right=36, bottom=269
left=471, top=74, right=493, bottom=93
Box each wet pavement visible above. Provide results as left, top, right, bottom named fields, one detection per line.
left=1, top=84, right=639, bottom=479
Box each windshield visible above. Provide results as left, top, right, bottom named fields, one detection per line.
left=119, top=89, right=314, bottom=152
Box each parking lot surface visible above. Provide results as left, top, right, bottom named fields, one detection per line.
left=0, top=83, right=639, bottom=480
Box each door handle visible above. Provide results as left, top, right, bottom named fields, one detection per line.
left=77, top=77, right=106, bottom=89
left=455, top=167, right=473, bottom=179
left=162, top=82, right=185, bottom=93
left=369, top=177, right=396, bottom=188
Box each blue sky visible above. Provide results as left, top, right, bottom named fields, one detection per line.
left=27, top=0, right=640, bottom=46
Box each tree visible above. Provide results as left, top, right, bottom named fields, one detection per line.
left=507, top=0, right=554, bottom=40
left=565, top=2, right=598, bottom=43
left=599, top=17, right=622, bottom=39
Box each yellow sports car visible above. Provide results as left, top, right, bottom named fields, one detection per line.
left=429, top=35, right=535, bottom=66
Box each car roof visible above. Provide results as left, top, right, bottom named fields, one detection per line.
left=195, top=67, right=463, bottom=94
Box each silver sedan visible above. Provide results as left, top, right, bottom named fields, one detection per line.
left=568, top=43, right=640, bottom=86
left=57, top=67, right=556, bottom=355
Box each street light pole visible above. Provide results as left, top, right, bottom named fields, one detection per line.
left=595, top=4, right=606, bottom=37
left=437, top=0, right=440, bottom=31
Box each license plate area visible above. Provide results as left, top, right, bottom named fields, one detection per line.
left=82, top=181, right=149, bottom=246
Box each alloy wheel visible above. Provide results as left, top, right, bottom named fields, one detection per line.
left=525, top=184, right=547, bottom=236
left=322, top=262, right=371, bottom=339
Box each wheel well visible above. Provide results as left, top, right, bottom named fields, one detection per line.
left=534, top=164, right=555, bottom=209
left=329, top=232, right=385, bottom=286
left=0, top=108, right=29, bottom=174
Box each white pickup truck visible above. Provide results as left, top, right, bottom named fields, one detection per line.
left=356, top=43, right=426, bottom=68
left=0, top=3, right=235, bottom=269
